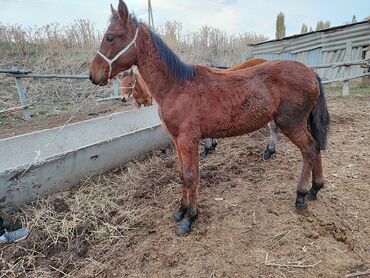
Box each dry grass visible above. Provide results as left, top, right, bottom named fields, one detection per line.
left=0, top=20, right=113, bottom=125
left=0, top=149, right=176, bottom=277
left=0, top=20, right=99, bottom=70
left=158, top=21, right=267, bottom=66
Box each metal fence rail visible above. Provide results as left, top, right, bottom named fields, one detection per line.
left=0, top=68, right=122, bottom=120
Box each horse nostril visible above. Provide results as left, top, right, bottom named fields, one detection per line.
left=89, top=72, right=93, bottom=82
left=122, top=97, right=127, bottom=103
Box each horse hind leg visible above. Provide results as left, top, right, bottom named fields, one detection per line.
left=263, top=121, right=278, bottom=160
left=308, top=152, right=324, bottom=200
left=200, top=138, right=218, bottom=158
left=277, top=123, right=319, bottom=210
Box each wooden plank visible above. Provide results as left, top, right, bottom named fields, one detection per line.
left=96, top=96, right=124, bottom=102
left=0, top=104, right=32, bottom=114
left=308, top=58, right=369, bottom=68
left=321, top=72, right=370, bottom=84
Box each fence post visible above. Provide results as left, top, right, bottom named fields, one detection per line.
left=342, top=41, right=352, bottom=96
left=15, top=77, right=32, bottom=121
left=113, top=79, right=120, bottom=97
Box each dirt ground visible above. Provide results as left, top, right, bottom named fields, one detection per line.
left=1, top=94, right=369, bottom=277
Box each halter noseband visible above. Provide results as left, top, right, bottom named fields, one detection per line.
left=121, top=76, right=137, bottom=97
left=97, top=28, right=139, bottom=79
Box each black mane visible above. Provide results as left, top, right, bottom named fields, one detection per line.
left=150, top=30, right=196, bottom=82
left=109, top=14, right=119, bottom=23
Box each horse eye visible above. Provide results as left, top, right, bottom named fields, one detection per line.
left=128, top=83, right=132, bottom=86
left=106, top=36, right=114, bottom=43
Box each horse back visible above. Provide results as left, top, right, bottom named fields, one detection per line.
left=223, top=58, right=267, bottom=72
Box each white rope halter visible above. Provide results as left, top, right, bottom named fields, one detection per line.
left=121, top=77, right=137, bottom=97
left=97, top=28, right=139, bottom=79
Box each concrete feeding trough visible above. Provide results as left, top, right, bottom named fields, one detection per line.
left=0, top=105, right=171, bottom=208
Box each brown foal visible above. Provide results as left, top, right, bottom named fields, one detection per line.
left=89, top=1, right=330, bottom=236
left=121, top=59, right=275, bottom=159
left=120, top=68, right=152, bottom=108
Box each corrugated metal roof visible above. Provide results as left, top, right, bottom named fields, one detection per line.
left=250, top=20, right=370, bottom=47
left=250, top=20, right=370, bottom=81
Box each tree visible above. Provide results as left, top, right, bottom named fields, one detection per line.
left=316, top=20, right=330, bottom=31
left=275, top=12, right=286, bottom=39
left=309, top=26, right=314, bottom=32
left=324, top=21, right=331, bottom=29
left=316, top=20, right=324, bottom=30
left=162, top=21, right=182, bottom=48
left=352, top=15, right=357, bottom=23
left=301, top=23, right=308, bottom=33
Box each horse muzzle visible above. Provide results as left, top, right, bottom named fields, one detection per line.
left=89, top=71, right=108, bottom=86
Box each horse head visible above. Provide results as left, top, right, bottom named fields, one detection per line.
left=120, top=68, right=137, bottom=102
left=89, top=0, right=138, bottom=86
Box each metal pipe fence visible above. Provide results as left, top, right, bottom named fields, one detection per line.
left=0, top=68, right=122, bottom=120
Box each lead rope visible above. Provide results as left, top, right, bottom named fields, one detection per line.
left=18, top=85, right=99, bottom=180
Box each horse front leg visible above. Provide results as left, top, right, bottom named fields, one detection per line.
left=263, top=120, right=278, bottom=160
left=172, top=139, right=188, bottom=222
left=175, top=135, right=199, bottom=236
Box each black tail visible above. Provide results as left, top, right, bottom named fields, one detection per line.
left=309, top=75, right=330, bottom=150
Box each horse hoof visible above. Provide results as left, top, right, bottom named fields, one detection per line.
left=263, top=147, right=275, bottom=161
left=176, top=219, right=192, bottom=236
left=175, top=210, right=198, bottom=236
left=295, top=195, right=308, bottom=211
left=307, top=183, right=322, bottom=201
left=176, top=226, right=191, bottom=236
left=173, top=211, right=185, bottom=222
left=200, top=151, right=208, bottom=158
left=296, top=202, right=308, bottom=210
left=307, top=189, right=318, bottom=201
left=210, top=141, right=218, bottom=150
left=295, top=200, right=308, bottom=212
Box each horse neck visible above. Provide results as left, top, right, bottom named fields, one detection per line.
left=135, top=73, right=151, bottom=98
left=135, top=27, right=175, bottom=104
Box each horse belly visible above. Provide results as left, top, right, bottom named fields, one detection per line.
left=202, top=112, right=272, bottom=138
left=200, top=85, right=276, bottom=138
left=201, top=102, right=274, bottom=138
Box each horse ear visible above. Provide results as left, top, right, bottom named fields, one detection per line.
left=110, top=4, right=116, bottom=15
left=118, top=0, right=129, bottom=21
